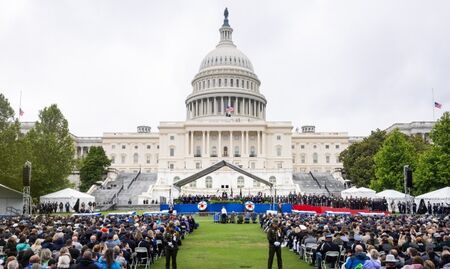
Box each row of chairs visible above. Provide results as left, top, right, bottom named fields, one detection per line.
left=292, top=241, right=346, bottom=269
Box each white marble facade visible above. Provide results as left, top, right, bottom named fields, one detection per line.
left=74, top=11, right=353, bottom=199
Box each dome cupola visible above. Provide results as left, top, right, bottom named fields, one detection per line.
left=186, top=8, right=267, bottom=121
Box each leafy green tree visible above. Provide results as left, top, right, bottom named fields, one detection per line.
left=26, top=104, right=75, bottom=197
left=415, top=112, right=450, bottom=194
left=79, top=146, right=111, bottom=192
left=371, top=129, right=416, bottom=192
left=339, top=129, right=386, bottom=187
left=0, top=94, right=29, bottom=191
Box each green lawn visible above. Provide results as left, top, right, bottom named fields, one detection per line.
left=151, top=216, right=312, bottom=269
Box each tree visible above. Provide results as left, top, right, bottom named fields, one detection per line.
left=339, top=129, right=386, bottom=187
left=79, top=146, right=111, bottom=192
left=415, top=112, right=450, bottom=194
left=0, top=94, right=29, bottom=191
left=371, top=129, right=416, bottom=192
left=25, top=104, right=75, bottom=197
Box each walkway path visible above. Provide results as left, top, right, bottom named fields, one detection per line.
left=152, top=216, right=310, bottom=269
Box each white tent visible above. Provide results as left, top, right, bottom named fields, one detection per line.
left=40, top=188, right=95, bottom=211
left=376, top=189, right=413, bottom=211
left=376, top=189, right=412, bottom=200
left=341, top=186, right=376, bottom=198
left=0, top=183, right=23, bottom=215
left=416, top=187, right=450, bottom=204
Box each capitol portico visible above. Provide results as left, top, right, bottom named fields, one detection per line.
left=73, top=9, right=355, bottom=204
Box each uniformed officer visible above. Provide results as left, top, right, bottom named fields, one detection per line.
left=164, top=222, right=179, bottom=269
left=267, top=218, right=283, bottom=269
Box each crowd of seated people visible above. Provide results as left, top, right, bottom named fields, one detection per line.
left=0, top=213, right=197, bottom=269
left=176, top=193, right=389, bottom=211
left=34, top=202, right=96, bottom=215
left=261, top=213, right=450, bottom=269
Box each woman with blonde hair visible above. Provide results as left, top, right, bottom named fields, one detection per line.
left=31, top=239, right=43, bottom=254
left=57, top=247, right=71, bottom=269
left=39, top=248, right=52, bottom=268
left=363, top=249, right=381, bottom=269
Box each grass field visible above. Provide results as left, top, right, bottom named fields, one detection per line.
left=151, top=216, right=311, bottom=269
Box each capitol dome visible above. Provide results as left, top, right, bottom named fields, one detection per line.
left=186, top=8, right=267, bottom=121
left=199, top=45, right=254, bottom=72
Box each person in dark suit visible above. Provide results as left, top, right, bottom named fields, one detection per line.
left=267, top=219, right=283, bottom=269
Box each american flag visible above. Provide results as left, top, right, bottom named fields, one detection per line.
left=434, top=102, right=442, bottom=109
left=226, top=106, right=234, bottom=113
left=19, top=108, right=24, bottom=116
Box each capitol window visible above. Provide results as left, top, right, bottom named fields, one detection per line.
left=134, top=145, right=138, bottom=149
left=213, top=79, right=216, bottom=87
left=313, top=153, right=318, bottom=164
left=230, top=79, right=233, bottom=87
left=241, top=80, right=244, bottom=88
left=277, top=135, right=281, bottom=140
left=146, top=154, right=151, bottom=164
left=133, top=153, right=139, bottom=164
left=253, top=179, right=260, bottom=188
left=277, top=162, right=282, bottom=169
left=326, top=155, right=330, bottom=164
left=195, top=162, right=201, bottom=169
left=211, top=146, right=217, bottom=157
left=111, top=155, right=115, bottom=164
left=189, top=181, right=196, bottom=188
left=300, top=145, right=305, bottom=149
left=122, top=145, right=126, bottom=149
left=112, top=144, right=116, bottom=149
left=121, top=154, right=126, bottom=164
left=237, top=176, right=244, bottom=188
left=234, top=146, right=240, bottom=157
left=195, top=146, right=201, bottom=157
left=250, top=162, right=255, bottom=169
left=313, top=145, right=317, bottom=149
left=325, top=145, right=330, bottom=149
left=336, top=144, right=340, bottom=149
left=236, top=79, right=239, bottom=87
left=218, top=79, right=221, bottom=87
left=250, top=146, right=256, bottom=157
left=300, top=154, right=306, bottom=163
left=170, top=135, right=174, bottom=140
left=224, top=79, right=228, bottom=86
left=205, top=176, right=212, bottom=188
left=170, top=147, right=175, bottom=157
left=207, top=80, right=210, bottom=88
left=276, top=146, right=282, bottom=157
left=147, top=145, right=151, bottom=149
left=169, top=163, right=174, bottom=170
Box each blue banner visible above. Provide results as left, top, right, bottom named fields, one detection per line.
left=160, top=203, right=292, bottom=213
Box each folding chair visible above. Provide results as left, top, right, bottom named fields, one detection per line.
left=133, top=247, right=150, bottom=269
left=304, top=243, right=318, bottom=264
left=322, top=251, right=340, bottom=269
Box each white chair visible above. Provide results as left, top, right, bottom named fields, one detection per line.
left=133, top=247, right=150, bottom=269
left=322, top=251, right=340, bottom=269
left=304, top=243, right=318, bottom=264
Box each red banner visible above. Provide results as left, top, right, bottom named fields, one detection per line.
left=292, top=204, right=388, bottom=215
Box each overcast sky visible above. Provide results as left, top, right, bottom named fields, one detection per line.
left=1, top=0, right=449, bottom=137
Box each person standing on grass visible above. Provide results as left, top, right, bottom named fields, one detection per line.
left=164, top=222, right=179, bottom=269
left=267, top=218, right=283, bottom=269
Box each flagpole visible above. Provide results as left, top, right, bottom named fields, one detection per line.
left=18, top=90, right=22, bottom=122
left=432, top=88, right=435, bottom=121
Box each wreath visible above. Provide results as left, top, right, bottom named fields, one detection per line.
left=197, top=201, right=208, bottom=211
left=245, top=201, right=255, bottom=212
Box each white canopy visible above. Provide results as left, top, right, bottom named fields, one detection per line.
left=341, top=186, right=376, bottom=198
left=416, top=187, right=450, bottom=203
left=376, top=189, right=412, bottom=199
left=40, top=188, right=95, bottom=210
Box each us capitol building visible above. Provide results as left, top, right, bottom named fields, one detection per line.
left=73, top=10, right=358, bottom=204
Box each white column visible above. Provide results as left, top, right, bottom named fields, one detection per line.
left=185, top=131, right=189, bottom=155
left=257, top=131, right=260, bottom=155
left=213, top=98, right=217, bottom=115
left=229, top=131, right=233, bottom=157
left=262, top=132, right=266, bottom=155
left=202, top=131, right=205, bottom=155
left=241, top=131, right=244, bottom=156
left=190, top=131, right=194, bottom=156
left=221, top=97, right=224, bottom=114
left=218, top=131, right=222, bottom=157
left=206, top=131, right=210, bottom=155
left=246, top=131, right=249, bottom=156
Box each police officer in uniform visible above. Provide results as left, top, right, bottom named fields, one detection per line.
left=267, top=218, right=283, bottom=269
left=164, top=222, right=179, bottom=269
